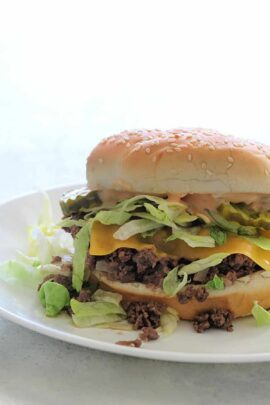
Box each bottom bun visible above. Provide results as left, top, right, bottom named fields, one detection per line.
left=93, top=270, right=270, bottom=320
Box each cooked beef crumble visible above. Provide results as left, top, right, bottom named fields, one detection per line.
left=95, top=248, right=184, bottom=287
left=178, top=286, right=209, bottom=304
left=38, top=274, right=73, bottom=292
left=193, top=308, right=234, bottom=333
left=206, top=254, right=260, bottom=281
left=139, top=327, right=159, bottom=341
left=91, top=249, right=261, bottom=287
left=122, top=301, right=165, bottom=329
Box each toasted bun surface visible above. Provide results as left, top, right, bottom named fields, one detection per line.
left=87, top=128, right=270, bottom=194
left=93, top=270, right=270, bottom=320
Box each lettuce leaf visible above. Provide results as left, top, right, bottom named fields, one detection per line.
left=72, top=223, right=90, bottom=292
left=178, top=253, right=229, bottom=276
left=167, top=228, right=215, bottom=248
left=94, top=210, right=131, bottom=225
left=38, top=281, right=70, bottom=316
left=0, top=260, right=42, bottom=286
left=206, top=275, right=224, bottom=290
left=115, top=194, right=166, bottom=212
left=113, top=219, right=161, bottom=240
left=163, top=253, right=229, bottom=296
left=163, top=268, right=188, bottom=296
left=70, top=298, right=126, bottom=327
left=160, top=308, right=179, bottom=335
left=92, top=289, right=122, bottom=305
left=252, top=301, right=270, bottom=326
left=58, top=218, right=87, bottom=228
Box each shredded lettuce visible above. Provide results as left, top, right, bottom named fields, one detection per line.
left=252, top=301, right=270, bottom=326
left=92, top=289, right=122, bottom=305
left=58, top=218, right=87, bottom=228
left=178, top=253, right=229, bottom=277
left=115, top=195, right=166, bottom=212
left=94, top=210, right=131, bottom=225
left=163, top=253, right=229, bottom=296
left=38, top=281, right=70, bottom=317
left=206, top=275, right=225, bottom=290
left=163, top=268, right=188, bottom=296
left=70, top=298, right=126, bottom=327
left=72, top=223, right=90, bottom=292
left=0, top=260, right=42, bottom=286
left=160, top=308, right=179, bottom=335
left=113, top=219, right=161, bottom=240
left=167, top=228, right=215, bottom=248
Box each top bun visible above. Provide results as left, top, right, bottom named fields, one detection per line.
left=87, top=128, right=270, bottom=194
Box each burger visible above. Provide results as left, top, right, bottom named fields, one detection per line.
left=58, top=128, right=270, bottom=334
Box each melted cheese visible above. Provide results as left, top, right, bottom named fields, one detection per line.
left=90, top=222, right=270, bottom=271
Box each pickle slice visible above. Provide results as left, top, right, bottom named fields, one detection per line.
left=60, top=187, right=102, bottom=216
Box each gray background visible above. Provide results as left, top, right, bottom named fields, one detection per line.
left=1, top=1, right=270, bottom=403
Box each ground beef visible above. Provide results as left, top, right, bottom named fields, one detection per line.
left=93, top=249, right=261, bottom=288
left=122, top=301, right=165, bottom=329
left=96, top=248, right=179, bottom=287
left=206, top=254, right=260, bottom=281
left=178, top=286, right=209, bottom=304
left=193, top=308, right=234, bottom=333
left=139, top=327, right=159, bottom=341
left=224, top=270, right=238, bottom=286
left=76, top=288, right=92, bottom=302
left=63, top=224, right=81, bottom=238
left=38, top=274, right=72, bottom=291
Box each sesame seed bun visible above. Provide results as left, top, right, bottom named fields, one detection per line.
left=87, top=128, right=270, bottom=194
left=93, top=269, right=270, bottom=320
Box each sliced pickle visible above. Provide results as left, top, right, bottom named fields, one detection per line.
left=60, top=187, right=102, bottom=216
left=218, top=203, right=270, bottom=230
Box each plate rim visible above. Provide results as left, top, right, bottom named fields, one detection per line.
left=1, top=185, right=270, bottom=364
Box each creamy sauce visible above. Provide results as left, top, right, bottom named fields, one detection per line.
left=98, top=189, right=270, bottom=212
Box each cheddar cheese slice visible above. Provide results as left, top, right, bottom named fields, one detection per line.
left=90, top=221, right=270, bottom=271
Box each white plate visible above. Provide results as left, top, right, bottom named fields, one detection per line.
left=1, top=186, right=270, bottom=363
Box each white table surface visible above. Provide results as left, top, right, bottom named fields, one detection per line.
left=1, top=136, right=270, bottom=405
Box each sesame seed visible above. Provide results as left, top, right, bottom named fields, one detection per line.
left=188, top=154, right=193, bottom=161
left=98, top=158, right=103, bottom=164
left=166, top=148, right=173, bottom=153
left=206, top=169, right=213, bottom=175
left=201, top=162, right=207, bottom=169
left=265, top=168, right=270, bottom=176
left=116, top=139, right=125, bottom=145
left=132, top=145, right=141, bottom=152
left=208, top=145, right=215, bottom=151
left=126, top=142, right=131, bottom=147
left=152, top=156, right=157, bottom=162
left=174, top=147, right=182, bottom=152
left=227, top=163, right=233, bottom=169
left=227, top=156, right=234, bottom=163
left=145, top=147, right=151, bottom=154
